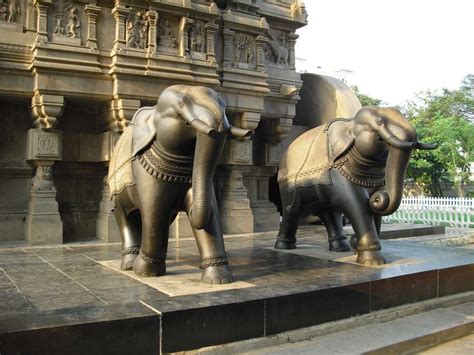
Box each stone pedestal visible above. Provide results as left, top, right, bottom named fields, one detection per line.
left=25, top=128, right=64, bottom=245
left=25, top=166, right=62, bottom=245
left=219, top=167, right=254, bottom=234
left=96, top=184, right=120, bottom=243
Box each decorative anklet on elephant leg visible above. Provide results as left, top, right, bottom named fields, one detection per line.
left=121, top=246, right=140, bottom=257
left=139, top=249, right=166, bottom=264
left=199, top=257, right=229, bottom=270
left=356, top=243, right=381, bottom=252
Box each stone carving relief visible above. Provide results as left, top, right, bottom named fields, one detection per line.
left=188, top=19, right=206, bottom=60
left=32, top=165, right=54, bottom=191
left=52, top=2, right=81, bottom=44
left=291, top=0, right=307, bottom=23
left=0, top=0, right=20, bottom=24
left=126, top=10, right=148, bottom=49
left=234, top=33, right=255, bottom=69
left=265, top=30, right=289, bottom=67
left=157, top=17, right=177, bottom=55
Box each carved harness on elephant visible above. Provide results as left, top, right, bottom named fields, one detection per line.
left=335, top=147, right=386, bottom=188
left=138, top=141, right=193, bottom=184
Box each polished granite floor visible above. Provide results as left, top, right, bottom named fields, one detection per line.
left=0, top=224, right=473, bottom=353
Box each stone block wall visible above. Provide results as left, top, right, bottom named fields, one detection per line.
left=0, top=0, right=307, bottom=244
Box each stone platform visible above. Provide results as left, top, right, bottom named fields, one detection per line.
left=0, top=225, right=473, bottom=354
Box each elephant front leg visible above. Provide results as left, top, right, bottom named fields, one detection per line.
left=275, top=210, right=299, bottom=250
left=185, top=188, right=234, bottom=284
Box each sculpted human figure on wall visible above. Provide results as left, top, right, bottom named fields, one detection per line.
left=0, top=0, right=21, bottom=23
left=158, top=18, right=176, bottom=48
left=234, top=33, right=254, bottom=65
left=127, top=11, right=148, bottom=49
left=65, top=6, right=80, bottom=38
left=190, top=22, right=205, bottom=53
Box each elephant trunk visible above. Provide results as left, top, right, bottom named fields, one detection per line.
left=370, top=145, right=412, bottom=216
left=189, top=131, right=226, bottom=230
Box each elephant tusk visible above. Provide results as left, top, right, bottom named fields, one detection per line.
left=189, top=119, right=219, bottom=138
left=415, top=142, right=437, bottom=150
left=385, top=136, right=417, bottom=150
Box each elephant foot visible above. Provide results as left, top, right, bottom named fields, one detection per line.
left=200, top=257, right=234, bottom=284
left=274, top=238, right=296, bottom=250
left=133, top=250, right=166, bottom=277
left=356, top=250, right=386, bottom=266
left=329, top=238, right=351, bottom=252
left=120, top=247, right=140, bottom=271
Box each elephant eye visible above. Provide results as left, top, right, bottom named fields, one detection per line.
left=377, top=136, right=384, bottom=142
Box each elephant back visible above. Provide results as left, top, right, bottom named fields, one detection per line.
left=107, top=126, right=136, bottom=198
left=278, top=125, right=332, bottom=191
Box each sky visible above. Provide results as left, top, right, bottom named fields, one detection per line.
left=295, top=0, right=474, bottom=106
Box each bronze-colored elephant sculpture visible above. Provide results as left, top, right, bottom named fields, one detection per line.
left=275, top=107, right=435, bottom=265
left=108, top=85, right=251, bottom=283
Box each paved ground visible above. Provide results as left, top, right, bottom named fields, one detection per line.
left=422, top=333, right=474, bottom=354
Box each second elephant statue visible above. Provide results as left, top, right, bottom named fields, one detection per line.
left=108, top=85, right=252, bottom=284
left=275, top=107, right=436, bottom=265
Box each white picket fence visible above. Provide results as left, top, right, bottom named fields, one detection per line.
left=383, top=197, right=474, bottom=228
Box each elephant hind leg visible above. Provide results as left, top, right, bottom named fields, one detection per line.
left=319, top=211, right=350, bottom=252
left=114, top=207, right=142, bottom=270
left=275, top=187, right=300, bottom=249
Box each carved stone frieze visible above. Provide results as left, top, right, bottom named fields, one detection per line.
left=157, top=16, right=178, bottom=55
left=26, top=129, right=62, bottom=161
left=265, top=30, right=289, bottom=67
left=291, top=0, right=308, bottom=24
left=189, top=19, right=206, bottom=60
left=234, top=33, right=256, bottom=69
left=0, top=0, right=20, bottom=24
left=52, top=2, right=82, bottom=45
left=126, top=9, right=148, bottom=50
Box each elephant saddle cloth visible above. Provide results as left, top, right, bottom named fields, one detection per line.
left=108, top=125, right=136, bottom=197
left=278, top=124, right=339, bottom=191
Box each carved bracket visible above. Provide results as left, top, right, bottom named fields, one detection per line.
left=108, top=98, right=141, bottom=132
left=31, top=93, right=64, bottom=129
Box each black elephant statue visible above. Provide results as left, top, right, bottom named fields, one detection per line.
left=108, top=85, right=252, bottom=283
left=275, top=107, right=436, bottom=265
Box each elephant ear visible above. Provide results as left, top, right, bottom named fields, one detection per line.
left=326, top=119, right=355, bottom=162
left=132, top=106, right=157, bottom=157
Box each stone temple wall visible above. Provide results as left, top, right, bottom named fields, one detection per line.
left=0, top=0, right=307, bottom=244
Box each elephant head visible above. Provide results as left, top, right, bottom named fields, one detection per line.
left=335, top=106, right=436, bottom=216
left=149, top=85, right=253, bottom=230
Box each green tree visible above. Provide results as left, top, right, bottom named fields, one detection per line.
left=351, top=85, right=383, bottom=106
left=405, top=75, right=474, bottom=197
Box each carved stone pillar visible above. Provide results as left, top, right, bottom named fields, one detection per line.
left=33, top=0, right=52, bottom=43
left=96, top=98, right=140, bottom=242
left=146, top=10, right=158, bottom=54
left=112, top=5, right=130, bottom=50
left=256, top=34, right=267, bottom=71
left=219, top=167, right=254, bottom=234
left=26, top=94, right=64, bottom=244
left=288, top=33, right=298, bottom=70
left=223, top=28, right=234, bottom=67
left=205, top=22, right=219, bottom=63
left=85, top=4, right=101, bottom=49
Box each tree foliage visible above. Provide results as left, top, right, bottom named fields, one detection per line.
left=405, top=74, right=474, bottom=197
left=351, top=85, right=383, bottom=106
